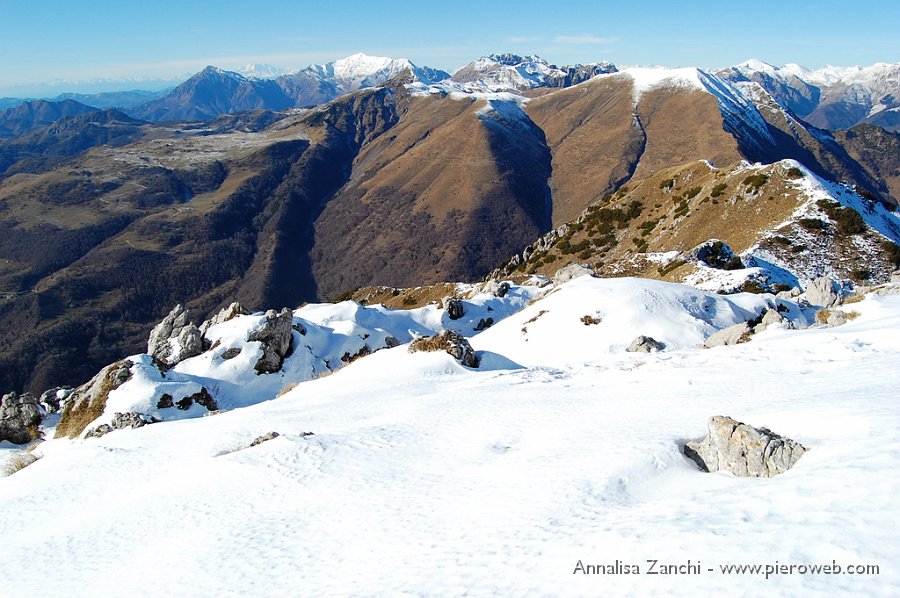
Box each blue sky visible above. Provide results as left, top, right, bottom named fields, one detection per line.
left=1, top=0, right=897, bottom=95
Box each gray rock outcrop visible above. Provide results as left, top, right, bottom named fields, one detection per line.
left=0, top=392, right=43, bottom=444
left=247, top=308, right=295, bottom=374
left=805, top=276, right=842, bottom=308
left=148, top=304, right=204, bottom=366
left=684, top=415, right=807, bottom=477
left=200, top=302, right=250, bottom=335
left=409, top=329, right=479, bottom=368
left=627, top=335, right=666, bottom=353
left=703, top=322, right=752, bottom=348
left=553, top=263, right=594, bottom=285
left=442, top=297, right=465, bottom=320
left=85, top=412, right=160, bottom=439
left=754, top=308, right=786, bottom=333
left=55, top=359, right=135, bottom=439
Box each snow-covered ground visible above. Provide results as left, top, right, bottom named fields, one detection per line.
left=2, top=277, right=899, bottom=596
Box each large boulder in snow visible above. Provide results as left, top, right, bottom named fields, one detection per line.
left=247, top=308, right=295, bottom=374
left=627, top=335, right=666, bottom=353
left=553, top=263, right=594, bottom=285
left=442, top=297, right=465, bottom=320
left=85, top=412, right=160, bottom=439
left=0, top=392, right=43, bottom=444
left=683, top=239, right=743, bottom=270
left=684, top=416, right=807, bottom=477
left=200, top=301, right=250, bottom=335
left=703, top=322, right=752, bottom=348
left=805, top=276, right=842, bottom=308
left=148, top=305, right=204, bottom=366
left=409, top=330, right=479, bottom=368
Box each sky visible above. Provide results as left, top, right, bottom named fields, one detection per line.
left=1, top=0, right=897, bottom=96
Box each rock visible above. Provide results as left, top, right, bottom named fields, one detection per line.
left=553, top=263, right=594, bottom=285
left=247, top=308, right=295, bottom=374
left=442, top=297, right=465, bottom=320
left=384, top=336, right=400, bottom=348
left=38, top=387, right=72, bottom=414
left=825, top=310, right=847, bottom=327
left=627, top=335, right=666, bottom=353
left=805, top=276, right=842, bottom=308
left=157, top=387, right=217, bottom=411
left=200, top=301, right=250, bottom=335
left=891, top=270, right=900, bottom=284
left=0, top=392, right=43, bottom=444
left=684, top=415, right=807, bottom=477
left=221, top=347, right=242, bottom=360
left=85, top=412, right=160, bottom=439
left=474, top=317, right=494, bottom=331
left=250, top=431, right=280, bottom=447
left=480, top=280, right=510, bottom=298
left=55, top=360, right=136, bottom=439
left=147, top=305, right=204, bottom=366
left=409, top=330, right=479, bottom=368
left=754, top=308, right=786, bottom=333
left=684, top=239, right=743, bottom=270
left=703, top=322, right=752, bottom=348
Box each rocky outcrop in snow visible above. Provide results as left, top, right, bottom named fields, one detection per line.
left=85, top=412, right=160, bottom=439
left=684, top=239, right=743, bottom=270
left=703, top=322, right=752, bottom=348
left=553, top=264, right=594, bottom=285
left=684, top=415, right=807, bottom=477
left=0, top=392, right=42, bottom=444
left=200, top=302, right=250, bottom=335
left=805, top=276, right=843, bottom=308
left=409, top=330, right=479, bottom=368
left=54, top=360, right=134, bottom=439
left=148, top=305, right=204, bottom=366
left=442, top=297, right=465, bottom=320
left=247, top=308, right=294, bottom=374
left=627, top=336, right=666, bottom=353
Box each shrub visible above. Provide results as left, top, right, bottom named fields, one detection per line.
left=785, top=167, right=804, bottom=179
left=883, top=241, right=900, bottom=268
left=3, top=453, right=39, bottom=477
left=817, top=199, right=866, bottom=236
left=798, top=218, right=826, bottom=232
left=849, top=268, right=870, bottom=283
left=740, top=279, right=765, bottom=294
left=742, top=173, right=769, bottom=188
left=710, top=182, right=728, bottom=198
left=683, top=186, right=702, bottom=199
left=580, top=315, right=601, bottom=325
left=659, top=178, right=675, bottom=190
left=657, top=259, right=687, bottom=277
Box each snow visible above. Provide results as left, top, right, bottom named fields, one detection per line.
left=5, top=276, right=899, bottom=594
left=613, top=67, right=706, bottom=104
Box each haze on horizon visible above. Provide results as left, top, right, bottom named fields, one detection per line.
left=1, top=0, right=897, bottom=96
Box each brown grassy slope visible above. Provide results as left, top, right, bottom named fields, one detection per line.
left=309, top=92, right=552, bottom=299
left=525, top=77, right=643, bottom=226
left=526, top=76, right=744, bottom=227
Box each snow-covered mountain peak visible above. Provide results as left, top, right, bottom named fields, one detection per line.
left=736, top=58, right=779, bottom=73
left=236, top=64, right=289, bottom=79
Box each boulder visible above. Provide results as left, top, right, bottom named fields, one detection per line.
left=479, top=280, right=510, bottom=298
left=442, top=297, right=465, bottom=320
left=147, top=305, right=204, bottom=366
left=553, top=263, right=593, bottom=285
left=38, top=387, right=72, bottom=414
left=825, top=310, right=847, bottom=327
left=805, top=276, right=842, bottom=308
left=703, top=322, right=751, bottom=348
left=684, top=415, right=807, bottom=477
left=55, top=359, right=136, bottom=439
left=200, top=302, right=250, bottom=335
left=754, top=308, right=786, bottom=333
left=250, top=431, right=280, bottom=447
left=247, top=308, right=295, bottom=374
left=409, top=330, right=479, bottom=368
left=474, top=317, right=494, bottom=331
left=85, top=412, right=160, bottom=439
left=0, top=392, right=43, bottom=444
left=627, top=335, right=666, bottom=353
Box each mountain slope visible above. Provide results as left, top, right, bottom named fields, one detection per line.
left=0, top=99, right=98, bottom=138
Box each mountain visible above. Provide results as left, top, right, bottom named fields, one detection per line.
left=0, top=99, right=98, bottom=138
left=0, top=109, right=146, bottom=176
left=452, top=53, right=617, bottom=90
left=133, top=54, right=451, bottom=121
left=131, top=66, right=295, bottom=122
left=51, top=89, right=168, bottom=111
left=1, top=56, right=899, bottom=396
left=719, top=59, right=900, bottom=131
